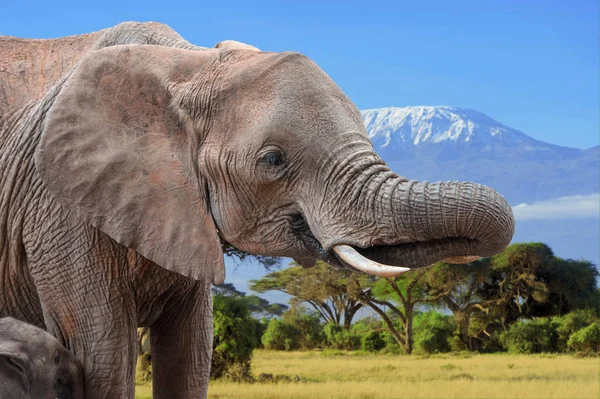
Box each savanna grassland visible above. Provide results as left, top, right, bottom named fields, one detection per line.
left=135, top=350, right=600, bottom=399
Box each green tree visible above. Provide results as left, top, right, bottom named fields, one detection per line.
left=250, top=262, right=364, bottom=329
left=350, top=317, right=381, bottom=337
left=212, top=282, right=245, bottom=297
left=261, top=318, right=301, bottom=351
left=359, top=268, right=432, bottom=354
left=423, top=243, right=599, bottom=350
left=412, top=311, right=456, bottom=354
left=323, top=323, right=361, bottom=350
left=212, top=295, right=259, bottom=380
left=484, top=244, right=599, bottom=318
left=555, top=309, right=599, bottom=352
left=212, top=283, right=288, bottom=319
left=421, top=260, right=495, bottom=350
left=284, top=309, right=325, bottom=350
left=361, top=330, right=386, bottom=352
left=499, top=318, right=559, bottom=354
left=568, top=323, right=600, bottom=354
left=250, top=261, right=434, bottom=353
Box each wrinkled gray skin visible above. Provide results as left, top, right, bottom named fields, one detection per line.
left=0, top=317, right=84, bottom=399
left=0, top=22, right=514, bottom=398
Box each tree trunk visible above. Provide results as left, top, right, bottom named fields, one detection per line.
left=454, top=311, right=471, bottom=350
left=365, top=302, right=405, bottom=348
left=404, top=306, right=414, bottom=354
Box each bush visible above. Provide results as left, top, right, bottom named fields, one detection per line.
left=361, top=331, right=386, bottom=352
left=379, top=320, right=404, bottom=354
left=261, top=318, right=301, bottom=351
left=285, top=310, right=325, bottom=350
left=555, top=310, right=599, bottom=352
left=413, top=311, right=456, bottom=354
left=212, top=295, right=259, bottom=380
left=323, top=323, right=361, bottom=350
left=500, top=318, right=558, bottom=354
left=449, top=335, right=467, bottom=352
left=568, top=322, right=600, bottom=355
left=253, top=318, right=269, bottom=349
left=351, top=317, right=380, bottom=337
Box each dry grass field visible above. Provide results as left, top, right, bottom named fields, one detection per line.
left=135, top=350, right=599, bottom=399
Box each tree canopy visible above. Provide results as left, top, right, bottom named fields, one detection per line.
left=423, top=243, right=599, bottom=349
left=249, top=242, right=599, bottom=353
left=249, top=262, right=364, bottom=329
left=212, top=283, right=288, bottom=319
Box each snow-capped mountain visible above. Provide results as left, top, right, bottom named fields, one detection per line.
left=363, top=106, right=526, bottom=147
left=361, top=106, right=583, bottom=158
left=360, top=106, right=599, bottom=204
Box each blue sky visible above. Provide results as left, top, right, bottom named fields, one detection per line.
left=1, top=0, right=598, bottom=149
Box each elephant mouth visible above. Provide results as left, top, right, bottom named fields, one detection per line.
left=332, top=238, right=481, bottom=277
left=292, top=212, right=481, bottom=276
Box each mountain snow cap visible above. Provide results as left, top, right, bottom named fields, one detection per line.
left=361, top=106, right=524, bottom=147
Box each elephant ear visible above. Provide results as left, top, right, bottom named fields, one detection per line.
left=36, top=45, right=225, bottom=283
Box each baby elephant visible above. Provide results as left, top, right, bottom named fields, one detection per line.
left=0, top=318, right=84, bottom=399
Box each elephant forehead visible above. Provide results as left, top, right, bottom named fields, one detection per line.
left=227, top=53, right=351, bottom=109
left=261, top=102, right=366, bottom=143
left=222, top=54, right=365, bottom=140
left=1, top=318, right=46, bottom=343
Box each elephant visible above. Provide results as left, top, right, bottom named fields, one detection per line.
left=0, top=21, right=514, bottom=398
left=0, top=317, right=84, bottom=398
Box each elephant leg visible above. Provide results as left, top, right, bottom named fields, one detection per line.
left=25, top=219, right=139, bottom=398
left=37, top=278, right=138, bottom=399
left=151, top=282, right=213, bottom=399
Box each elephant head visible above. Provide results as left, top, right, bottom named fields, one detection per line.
left=0, top=318, right=84, bottom=399
left=35, top=44, right=514, bottom=283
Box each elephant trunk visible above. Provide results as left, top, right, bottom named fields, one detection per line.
left=333, top=179, right=515, bottom=275
left=398, top=180, right=514, bottom=255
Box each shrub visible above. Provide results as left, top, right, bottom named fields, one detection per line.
left=285, top=310, right=325, bottom=350
left=323, top=323, right=361, bottom=350
left=380, top=322, right=404, bottom=354
left=351, top=317, right=380, bottom=336
left=555, top=310, right=599, bottom=352
left=500, top=318, right=558, bottom=354
left=212, top=295, right=259, bottom=380
left=261, top=318, right=301, bottom=351
left=449, top=335, right=467, bottom=352
left=567, top=322, right=600, bottom=355
left=253, top=318, right=269, bottom=349
left=413, top=311, right=456, bottom=354
left=361, top=330, right=386, bottom=352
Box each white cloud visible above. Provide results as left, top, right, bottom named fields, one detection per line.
left=513, top=193, right=600, bottom=221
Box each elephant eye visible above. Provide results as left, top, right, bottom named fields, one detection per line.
left=259, top=151, right=285, bottom=167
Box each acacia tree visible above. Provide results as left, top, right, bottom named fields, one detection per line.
left=250, top=261, right=433, bottom=353
left=422, top=261, right=502, bottom=350
left=222, top=244, right=280, bottom=269
left=249, top=262, right=364, bottom=329
left=353, top=269, right=432, bottom=354
left=212, top=283, right=288, bottom=319
left=423, top=243, right=599, bottom=350
left=211, top=294, right=259, bottom=380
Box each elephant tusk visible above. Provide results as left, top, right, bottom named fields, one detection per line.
left=441, top=255, right=481, bottom=264
left=332, top=245, right=411, bottom=277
